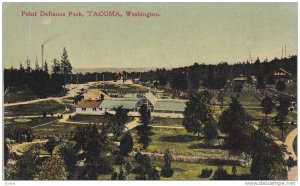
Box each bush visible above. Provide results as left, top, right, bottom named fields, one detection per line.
left=213, top=167, right=229, bottom=180
left=199, top=168, right=213, bottom=178
left=160, top=166, right=174, bottom=178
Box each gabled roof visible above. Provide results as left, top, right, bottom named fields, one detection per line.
left=154, top=100, right=187, bottom=112
left=83, top=88, right=109, bottom=100
left=275, top=68, right=291, bottom=76
left=77, top=100, right=101, bottom=108
left=100, top=98, right=138, bottom=110
left=144, top=92, right=157, bottom=105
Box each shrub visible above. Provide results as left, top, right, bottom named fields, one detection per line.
left=161, top=166, right=174, bottom=178
left=213, top=167, right=229, bottom=180
left=199, top=168, right=213, bottom=178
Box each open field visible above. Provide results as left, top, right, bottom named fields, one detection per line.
left=97, top=83, right=149, bottom=94
left=4, top=117, right=57, bottom=128
left=4, top=100, right=65, bottom=117
left=68, top=114, right=111, bottom=123
left=212, top=91, right=261, bottom=107
left=131, top=127, right=232, bottom=159
left=32, top=122, right=77, bottom=139
left=150, top=117, right=183, bottom=126
left=100, top=158, right=250, bottom=180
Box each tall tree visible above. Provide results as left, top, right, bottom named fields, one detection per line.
left=274, top=96, right=290, bottom=140
left=203, top=122, right=219, bottom=145
left=119, top=132, right=134, bottom=156
left=61, top=47, right=72, bottom=84
left=52, top=58, right=61, bottom=74
left=61, top=47, right=72, bottom=75
left=58, top=140, right=77, bottom=178
left=182, top=91, right=214, bottom=139
left=73, top=123, right=114, bottom=179
left=261, top=96, right=274, bottom=119
left=251, top=126, right=287, bottom=179
left=135, top=104, right=153, bottom=149
left=110, top=106, right=129, bottom=139
left=218, top=97, right=252, bottom=152
left=161, top=149, right=174, bottom=178
left=276, top=80, right=287, bottom=92
left=44, top=137, right=61, bottom=157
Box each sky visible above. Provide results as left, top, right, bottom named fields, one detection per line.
left=3, top=2, right=298, bottom=69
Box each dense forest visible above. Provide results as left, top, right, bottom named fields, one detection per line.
left=4, top=55, right=297, bottom=97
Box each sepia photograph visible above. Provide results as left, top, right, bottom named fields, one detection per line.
left=2, top=2, right=298, bottom=183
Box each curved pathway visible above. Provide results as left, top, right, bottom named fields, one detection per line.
left=285, top=128, right=297, bottom=180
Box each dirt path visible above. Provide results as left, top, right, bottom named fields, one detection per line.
left=285, top=128, right=297, bottom=180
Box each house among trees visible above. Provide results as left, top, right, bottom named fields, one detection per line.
left=274, top=68, right=292, bottom=83
left=76, top=91, right=186, bottom=118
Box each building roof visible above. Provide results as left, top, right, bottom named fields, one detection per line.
left=144, top=92, right=157, bottom=105
left=83, top=88, right=109, bottom=100
left=100, top=99, right=138, bottom=110
left=77, top=100, right=101, bottom=108
left=154, top=100, right=187, bottom=112
left=275, top=68, right=292, bottom=76
left=233, top=75, right=247, bottom=81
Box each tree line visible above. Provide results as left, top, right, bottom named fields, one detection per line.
left=4, top=48, right=72, bottom=97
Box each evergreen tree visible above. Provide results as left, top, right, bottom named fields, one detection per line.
left=111, top=106, right=129, bottom=139
left=276, top=80, right=287, bottom=92
left=261, top=96, right=274, bottom=119
left=161, top=149, right=174, bottom=178
left=135, top=104, right=153, bottom=149
left=274, top=96, right=290, bottom=140
left=58, top=140, right=77, bottom=178
left=61, top=47, right=72, bottom=75
left=203, top=122, right=218, bottom=145
left=251, top=126, right=287, bottom=179
left=182, top=91, right=214, bottom=139
left=72, top=123, right=114, bottom=179
left=44, top=61, right=48, bottom=73
left=44, top=136, right=60, bottom=157
left=119, top=132, right=134, bottom=156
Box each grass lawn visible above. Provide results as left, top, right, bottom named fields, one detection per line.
left=4, top=117, right=57, bottom=128
left=272, top=123, right=297, bottom=141
left=131, top=127, right=232, bottom=159
left=100, top=158, right=250, bottom=180
left=68, top=114, right=111, bottom=123
left=213, top=91, right=261, bottom=107
left=4, top=100, right=65, bottom=117
left=97, top=83, right=149, bottom=94
left=4, top=88, right=39, bottom=103
left=16, top=142, right=60, bottom=155
left=150, top=117, right=183, bottom=126
left=32, top=122, right=77, bottom=139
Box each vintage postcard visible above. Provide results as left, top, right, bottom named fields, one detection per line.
left=2, top=2, right=298, bottom=182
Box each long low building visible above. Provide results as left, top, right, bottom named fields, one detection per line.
left=76, top=91, right=187, bottom=118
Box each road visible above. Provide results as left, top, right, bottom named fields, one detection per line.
left=285, top=128, right=297, bottom=180
left=4, top=82, right=91, bottom=107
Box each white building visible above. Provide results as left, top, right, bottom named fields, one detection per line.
left=76, top=92, right=186, bottom=118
